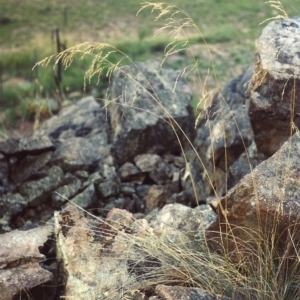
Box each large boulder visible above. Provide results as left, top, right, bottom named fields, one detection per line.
left=249, top=17, right=300, bottom=156
left=108, top=61, right=195, bottom=165
left=206, top=134, right=300, bottom=261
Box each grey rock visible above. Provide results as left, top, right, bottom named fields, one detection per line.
left=108, top=60, right=194, bottom=164
left=228, top=141, right=266, bottom=188
left=144, top=185, right=174, bottom=213
left=74, top=170, right=89, bottom=181
left=156, top=284, right=230, bottom=300
left=51, top=137, right=100, bottom=173
left=0, top=159, right=9, bottom=196
left=206, top=106, right=253, bottom=170
left=136, top=185, right=151, bottom=200
left=11, top=151, right=53, bottom=184
left=117, top=162, right=145, bottom=183
left=95, top=179, right=120, bottom=199
left=173, top=156, right=185, bottom=168
left=35, top=96, right=110, bottom=142
left=0, top=193, right=27, bottom=232
left=70, top=184, right=96, bottom=209
left=120, top=184, right=136, bottom=196
left=52, top=173, right=82, bottom=207
left=18, top=165, right=64, bottom=207
left=166, top=191, right=187, bottom=205
left=208, top=65, right=253, bottom=118
left=249, top=17, right=300, bottom=156
left=134, top=154, right=173, bottom=184
left=0, top=136, right=54, bottom=156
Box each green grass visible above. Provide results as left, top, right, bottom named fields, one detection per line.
left=0, top=0, right=300, bottom=131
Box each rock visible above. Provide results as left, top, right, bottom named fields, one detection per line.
left=96, top=179, right=120, bottom=199
left=249, top=17, right=300, bottom=156
left=181, top=160, right=214, bottom=205
left=52, top=173, right=82, bottom=208
left=155, top=285, right=230, bottom=300
left=0, top=193, right=27, bottom=232
left=54, top=204, right=217, bottom=299
left=51, top=137, right=100, bottom=173
left=11, top=151, right=53, bottom=184
left=120, top=183, right=136, bottom=195
left=185, top=66, right=255, bottom=204
left=18, top=165, right=64, bottom=207
left=206, top=106, right=253, bottom=170
left=54, top=205, right=137, bottom=300
left=0, top=136, right=54, bottom=156
left=117, top=162, right=145, bottom=184
left=70, top=184, right=97, bottom=209
left=134, top=154, right=173, bottom=184
left=144, top=185, right=174, bottom=213
left=228, top=141, right=265, bottom=188
left=148, top=203, right=216, bottom=237
left=208, top=65, right=253, bottom=118
left=108, top=60, right=194, bottom=164
left=206, top=134, right=300, bottom=261
left=0, top=158, right=9, bottom=196
left=0, top=224, right=54, bottom=300
left=35, top=96, right=110, bottom=142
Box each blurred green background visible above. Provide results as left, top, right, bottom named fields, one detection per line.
left=0, top=0, right=299, bottom=136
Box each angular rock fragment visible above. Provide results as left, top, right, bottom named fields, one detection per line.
left=18, top=165, right=64, bottom=207
left=0, top=136, right=54, bottom=156
left=70, top=184, right=97, bottom=209
left=117, top=162, right=145, bottom=184
left=51, top=137, right=100, bottom=173
left=0, top=225, right=54, bottom=300
left=11, top=151, right=53, bottom=184
left=249, top=17, right=300, bottom=156
left=155, top=284, right=230, bottom=300
left=52, top=173, right=82, bottom=207
left=109, top=61, right=194, bottom=164
left=134, top=154, right=173, bottom=184
left=207, top=134, right=300, bottom=261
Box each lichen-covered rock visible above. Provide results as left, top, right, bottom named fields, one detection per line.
left=0, top=193, right=27, bottom=232
left=35, top=96, right=110, bottom=142
left=134, top=154, right=173, bottom=184
left=207, top=134, right=300, bottom=261
left=11, top=151, right=53, bottom=184
left=249, top=17, right=300, bottom=156
left=109, top=60, right=194, bottom=164
left=0, top=224, right=54, bottom=299
left=18, top=165, right=64, bottom=207
left=52, top=173, right=82, bottom=208
left=0, top=135, right=54, bottom=156
left=51, top=137, right=100, bottom=173
left=70, top=184, right=97, bottom=209
left=155, top=285, right=230, bottom=300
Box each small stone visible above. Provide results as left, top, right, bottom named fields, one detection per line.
left=117, top=162, right=144, bottom=183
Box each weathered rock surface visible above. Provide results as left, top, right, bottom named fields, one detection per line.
left=54, top=204, right=216, bottom=300
left=207, top=134, right=300, bottom=260
left=0, top=136, right=54, bottom=156
left=35, top=96, right=110, bottom=142
left=0, top=224, right=55, bottom=300
left=155, top=285, right=230, bottom=300
left=108, top=61, right=195, bottom=164
left=249, top=17, right=300, bottom=156
left=51, top=137, right=100, bottom=172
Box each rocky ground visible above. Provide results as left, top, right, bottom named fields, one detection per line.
left=1, top=17, right=300, bottom=300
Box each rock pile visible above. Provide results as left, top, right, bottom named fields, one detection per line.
left=1, top=16, right=300, bottom=300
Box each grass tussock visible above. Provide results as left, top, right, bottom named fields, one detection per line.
left=36, top=1, right=300, bottom=299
